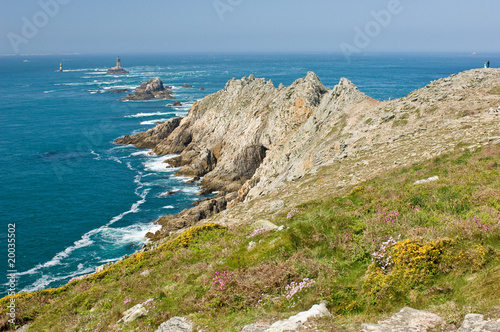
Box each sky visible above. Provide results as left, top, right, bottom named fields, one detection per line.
left=1, top=0, right=499, bottom=55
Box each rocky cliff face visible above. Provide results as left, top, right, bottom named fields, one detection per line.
left=116, top=68, right=500, bottom=237
left=117, top=72, right=372, bottom=193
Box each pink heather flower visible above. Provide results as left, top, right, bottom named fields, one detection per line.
left=283, top=278, right=315, bottom=300
left=123, top=297, right=132, bottom=305
left=250, top=228, right=270, bottom=237
left=287, top=208, right=300, bottom=219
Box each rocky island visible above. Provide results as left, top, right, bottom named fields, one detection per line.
left=4, top=68, right=500, bottom=332
left=107, top=57, right=129, bottom=74
left=120, top=77, right=174, bottom=101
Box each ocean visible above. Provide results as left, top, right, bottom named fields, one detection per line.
left=0, top=53, right=498, bottom=296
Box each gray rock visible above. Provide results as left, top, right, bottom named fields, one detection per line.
left=268, top=200, right=285, bottom=212
left=15, top=325, right=30, bottom=332
left=251, top=219, right=278, bottom=230
left=117, top=303, right=147, bottom=324
left=458, top=314, right=500, bottom=332
left=361, top=307, right=445, bottom=332
left=121, top=78, right=174, bottom=101
left=155, top=316, right=194, bottom=332
left=240, top=303, right=331, bottom=332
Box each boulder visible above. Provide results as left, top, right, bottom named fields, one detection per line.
left=121, top=78, right=174, bottom=101
left=117, top=303, right=147, bottom=324
left=240, top=303, right=331, bottom=332
left=251, top=219, right=278, bottom=230
left=458, top=314, right=500, bottom=332
left=361, top=307, right=445, bottom=332
left=182, top=83, right=193, bottom=88
left=155, top=316, right=193, bottom=332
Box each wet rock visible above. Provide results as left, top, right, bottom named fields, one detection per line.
left=121, top=78, right=174, bottom=101
left=115, top=117, right=182, bottom=149
left=182, top=83, right=193, bottom=88
left=148, top=196, right=227, bottom=240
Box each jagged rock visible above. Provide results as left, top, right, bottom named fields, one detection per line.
left=115, top=117, right=182, bottom=149
left=166, top=147, right=217, bottom=177
left=155, top=316, right=193, bottom=332
left=240, top=303, right=331, bottom=332
left=121, top=68, right=500, bottom=238
left=117, top=303, right=147, bottom=324
left=361, top=307, right=445, bottom=332
left=414, top=176, right=439, bottom=185
left=182, top=83, right=193, bottom=88
left=147, top=196, right=227, bottom=240
left=173, top=101, right=182, bottom=106
left=200, top=87, right=205, bottom=91
left=121, top=78, right=174, bottom=101
left=458, top=314, right=500, bottom=332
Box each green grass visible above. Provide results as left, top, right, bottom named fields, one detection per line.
left=2, top=145, right=500, bottom=331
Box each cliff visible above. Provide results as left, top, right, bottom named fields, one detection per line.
left=4, top=68, right=500, bottom=332
left=117, top=68, right=500, bottom=237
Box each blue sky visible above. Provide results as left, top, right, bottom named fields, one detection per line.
left=1, top=0, right=499, bottom=55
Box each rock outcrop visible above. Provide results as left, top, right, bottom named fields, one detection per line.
left=146, top=193, right=230, bottom=240
left=121, top=78, right=174, bottom=101
left=117, top=68, right=500, bottom=240
left=115, top=117, right=182, bottom=149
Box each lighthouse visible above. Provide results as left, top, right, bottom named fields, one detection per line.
left=107, top=56, right=129, bottom=74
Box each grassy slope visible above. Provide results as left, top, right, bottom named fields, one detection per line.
left=2, top=144, right=500, bottom=331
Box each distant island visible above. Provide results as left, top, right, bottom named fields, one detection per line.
left=107, top=57, right=129, bottom=74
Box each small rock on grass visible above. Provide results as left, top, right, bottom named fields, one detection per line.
left=240, top=303, right=331, bottom=332
left=117, top=304, right=147, bottom=324
left=361, top=307, right=445, bottom=332
left=414, top=176, right=439, bottom=185
left=251, top=219, right=279, bottom=230
left=155, top=316, right=194, bottom=332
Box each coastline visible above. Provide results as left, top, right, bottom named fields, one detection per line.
left=3, top=59, right=500, bottom=331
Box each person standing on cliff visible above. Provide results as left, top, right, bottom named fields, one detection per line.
left=485, top=61, right=490, bottom=68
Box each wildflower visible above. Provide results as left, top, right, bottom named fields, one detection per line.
left=250, top=228, right=270, bottom=237
left=123, top=297, right=132, bottom=305
left=283, top=278, right=315, bottom=301
left=212, top=267, right=235, bottom=291
left=287, top=208, right=300, bottom=219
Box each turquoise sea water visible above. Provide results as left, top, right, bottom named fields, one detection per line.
left=0, top=53, right=498, bottom=296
